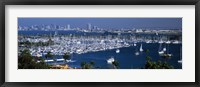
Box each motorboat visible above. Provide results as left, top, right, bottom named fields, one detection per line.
left=116, top=49, right=120, bottom=53
left=107, top=57, right=115, bottom=64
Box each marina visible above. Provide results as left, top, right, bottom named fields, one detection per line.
left=18, top=18, right=182, bottom=69
left=18, top=30, right=182, bottom=69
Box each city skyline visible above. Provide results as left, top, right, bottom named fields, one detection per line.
left=18, top=18, right=182, bottom=30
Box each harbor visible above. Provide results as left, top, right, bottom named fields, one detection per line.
left=18, top=18, right=182, bottom=69
left=18, top=30, right=182, bottom=69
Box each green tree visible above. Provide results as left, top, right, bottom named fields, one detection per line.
left=90, top=61, right=95, bottom=66
left=81, top=62, right=86, bottom=68
left=143, top=49, right=174, bottom=69
left=18, top=49, right=50, bottom=69
left=80, top=61, right=95, bottom=69
left=112, top=60, right=119, bottom=69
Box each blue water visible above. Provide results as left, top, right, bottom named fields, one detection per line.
left=19, top=30, right=182, bottom=69
left=44, top=43, right=182, bottom=69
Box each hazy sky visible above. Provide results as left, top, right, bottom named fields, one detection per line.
left=18, top=18, right=182, bottom=29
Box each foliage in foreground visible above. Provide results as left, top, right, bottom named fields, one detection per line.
left=144, top=49, right=174, bottom=69
left=18, top=49, right=50, bottom=69
left=112, top=60, right=119, bottom=69
left=80, top=61, right=95, bottom=69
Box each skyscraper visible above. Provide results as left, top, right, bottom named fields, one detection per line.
left=93, top=26, right=98, bottom=30
left=67, top=24, right=70, bottom=30
left=87, top=23, right=92, bottom=31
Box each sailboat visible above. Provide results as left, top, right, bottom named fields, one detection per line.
left=156, top=32, right=158, bottom=36
left=139, top=44, right=143, bottom=52
left=158, top=43, right=164, bottom=55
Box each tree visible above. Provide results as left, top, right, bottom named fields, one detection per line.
left=145, top=49, right=150, bottom=54
left=143, top=49, right=174, bottom=69
left=18, top=49, right=50, bottom=69
left=81, top=62, right=86, bottom=68
left=90, top=61, right=95, bottom=66
left=112, top=60, right=119, bottom=69
left=80, top=61, right=95, bottom=69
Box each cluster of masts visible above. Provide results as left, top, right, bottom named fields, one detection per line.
left=18, top=30, right=182, bottom=64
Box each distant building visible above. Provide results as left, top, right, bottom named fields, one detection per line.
left=67, top=24, right=70, bottom=30
left=87, top=23, right=92, bottom=31
left=93, top=26, right=98, bottom=30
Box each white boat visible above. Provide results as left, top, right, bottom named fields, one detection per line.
left=158, top=41, right=164, bottom=44
left=57, top=59, right=65, bottom=61
left=156, top=32, right=158, bottom=35
left=116, top=49, right=120, bottom=53
left=158, top=51, right=164, bottom=55
left=36, top=53, right=42, bottom=57
left=135, top=45, right=140, bottom=55
left=165, top=41, right=171, bottom=44
left=178, top=60, right=182, bottom=63
left=77, top=41, right=81, bottom=44
left=66, top=59, right=76, bottom=63
left=45, top=59, right=54, bottom=62
left=163, top=47, right=166, bottom=52
left=158, top=43, right=164, bottom=55
left=146, top=40, right=151, bottom=43
left=173, top=40, right=179, bottom=44
left=134, top=43, right=137, bottom=46
left=107, top=57, right=115, bottom=64
left=139, top=44, right=143, bottom=52
left=135, top=52, right=139, bottom=56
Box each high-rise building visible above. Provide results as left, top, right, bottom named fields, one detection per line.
left=67, top=24, right=70, bottom=30
left=87, top=23, right=92, bottom=31
left=93, top=26, right=98, bottom=30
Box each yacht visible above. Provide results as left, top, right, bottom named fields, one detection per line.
left=162, top=44, right=166, bottom=52
left=173, top=40, right=180, bottom=44
left=178, top=60, right=182, bottom=63
left=158, top=40, right=164, bottom=44
left=158, top=51, right=164, bottom=55
left=66, top=59, right=76, bottom=63
left=134, top=43, right=137, bottom=46
left=165, top=41, right=171, bottom=44
left=107, top=57, right=115, bottom=64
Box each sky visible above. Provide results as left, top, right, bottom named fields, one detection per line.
left=18, top=18, right=182, bottom=29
